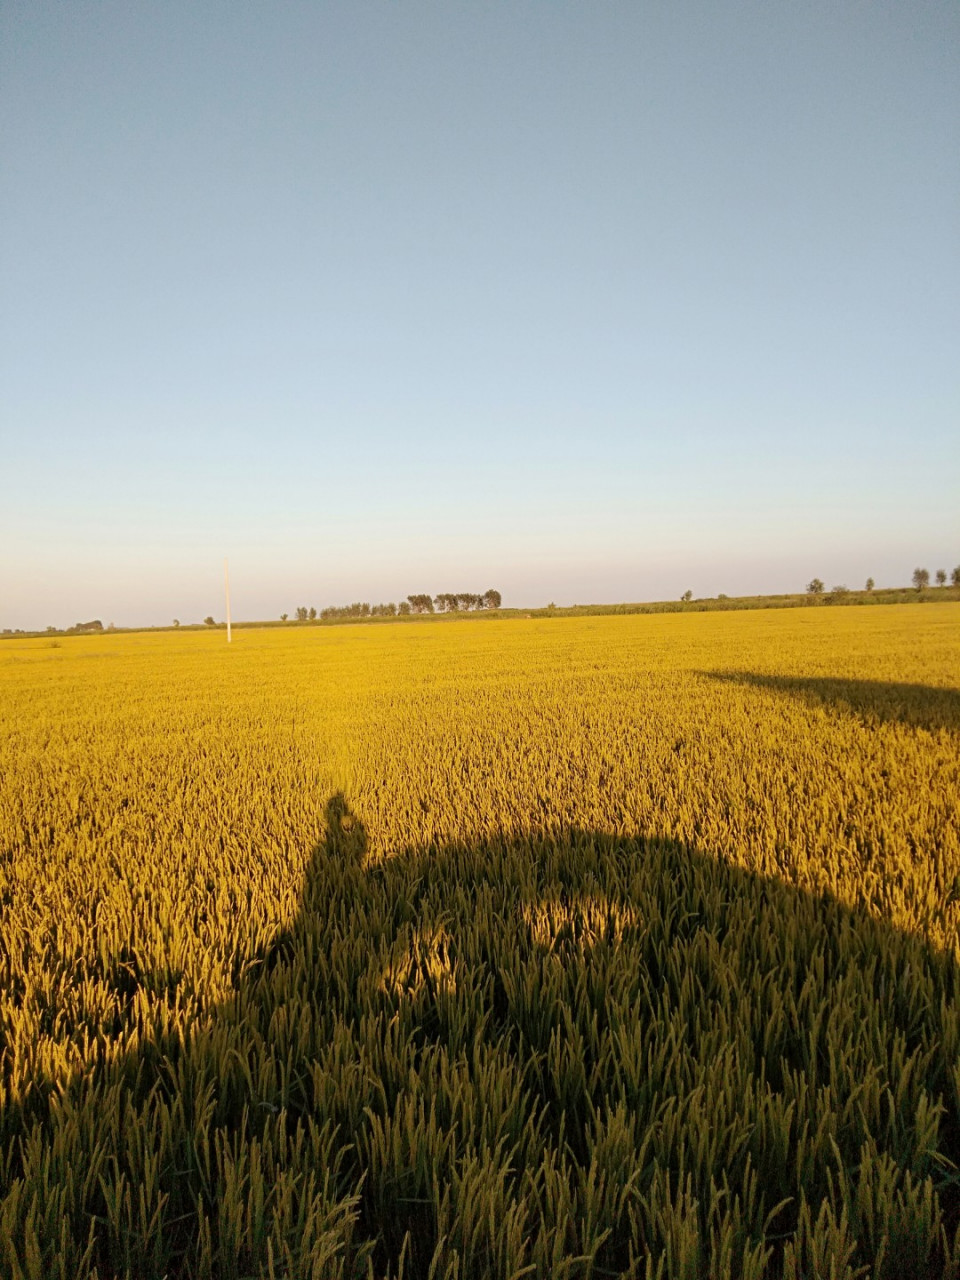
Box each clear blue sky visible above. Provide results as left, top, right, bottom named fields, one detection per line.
left=2, top=0, right=957, bottom=628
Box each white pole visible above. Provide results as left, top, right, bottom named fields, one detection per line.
left=224, top=558, right=232, bottom=644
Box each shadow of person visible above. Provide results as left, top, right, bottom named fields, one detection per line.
left=702, top=670, right=960, bottom=735
left=4, top=794, right=960, bottom=1279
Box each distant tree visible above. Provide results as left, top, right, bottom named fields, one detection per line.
left=806, top=578, right=824, bottom=595
left=830, top=585, right=848, bottom=599
left=325, top=602, right=371, bottom=619
left=407, top=594, right=434, bottom=614
left=953, top=566, right=960, bottom=587
left=280, top=613, right=288, bottom=622
left=308, top=606, right=317, bottom=620
left=46, top=625, right=57, bottom=633
left=717, top=593, right=728, bottom=600
left=204, top=616, right=215, bottom=626
left=681, top=590, right=693, bottom=602
left=912, top=568, right=930, bottom=591
left=173, top=619, right=180, bottom=628
left=481, top=588, right=502, bottom=609
left=864, top=578, right=874, bottom=592
left=398, top=601, right=411, bottom=615
left=935, top=569, right=947, bottom=586
left=295, top=606, right=308, bottom=622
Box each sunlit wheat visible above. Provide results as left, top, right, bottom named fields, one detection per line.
left=1, top=604, right=958, bottom=1278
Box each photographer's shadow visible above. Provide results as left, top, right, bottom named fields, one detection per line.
left=6, top=793, right=960, bottom=1279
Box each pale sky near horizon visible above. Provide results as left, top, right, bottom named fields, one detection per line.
left=2, top=0, right=957, bottom=629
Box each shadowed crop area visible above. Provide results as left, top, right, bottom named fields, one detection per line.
left=1, top=604, right=959, bottom=1278
left=702, top=671, right=960, bottom=735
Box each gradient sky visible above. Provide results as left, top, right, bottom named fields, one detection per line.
left=2, top=0, right=958, bottom=629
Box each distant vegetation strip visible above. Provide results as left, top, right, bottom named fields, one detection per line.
left=271, top=584, right=960, bottom=630
left=4, top=579, right=960, bottom=638
left=282, top=589, right=504, bottom=624
left=6, top=583, right=959, bottom=638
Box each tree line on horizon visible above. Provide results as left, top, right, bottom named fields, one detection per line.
left=281, top=590, right=503, bottom=623
left=7, top=571, right=960, bottom=637
left=805, top=566, right=959, bottom=596
left=409, top=590, right=502, bottom=613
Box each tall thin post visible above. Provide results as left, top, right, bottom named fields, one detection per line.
left=224, top=558, right=232, bottom=644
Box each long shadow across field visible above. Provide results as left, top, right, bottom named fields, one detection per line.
left=4, top=796, right=960, bottom=1278
left=702, top=671, right=960, bottom=734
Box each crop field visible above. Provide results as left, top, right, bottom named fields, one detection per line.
left=1, top=603, right=959, bottom=1279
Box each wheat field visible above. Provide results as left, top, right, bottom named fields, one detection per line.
left=1, top=603, right=959, bottom=1278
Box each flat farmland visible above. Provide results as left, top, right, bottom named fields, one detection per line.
left=2, top=604, right=959, bottom=1279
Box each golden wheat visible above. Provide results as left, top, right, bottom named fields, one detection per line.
left=1, top=603, right=958, bottom=1277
